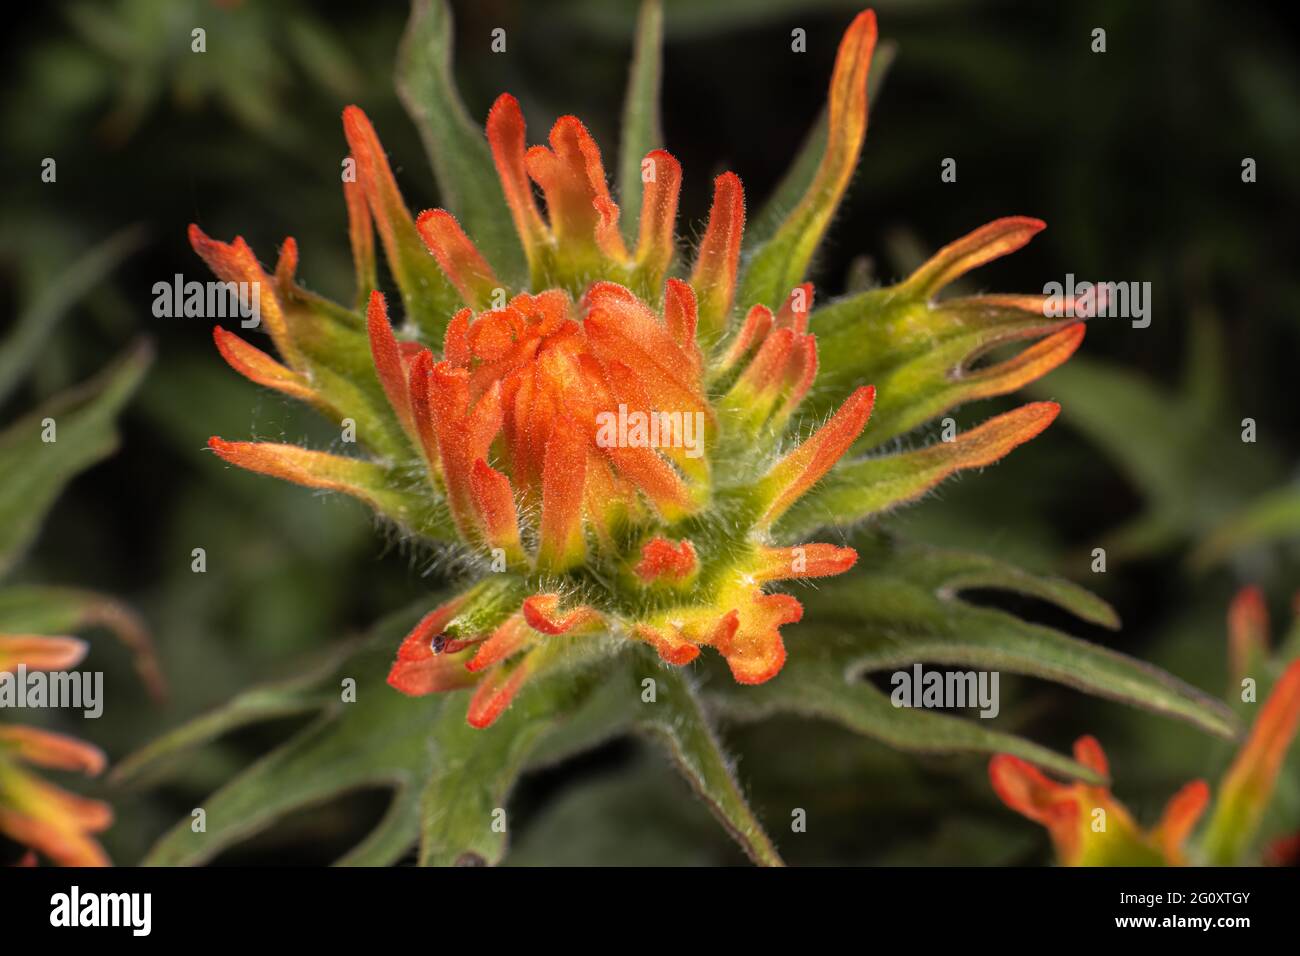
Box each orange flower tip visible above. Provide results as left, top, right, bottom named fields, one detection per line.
left=634, top=538, right=698, bottom=584
left=0, top=635, right=89, bottom=672
left=341, top=104, right=370, bottom=137
left=521, top=594, right=601, bottom=635
left=207, top=436, right=238, bottom=462
left=276, top=236, right=299, bottom=277
left=908, top=217, right=1048, bottom=300
left=1072, top=734, right=1110, bottom=778
left=1229, top=585, right=1269, bottom=655
left=466, top=665, right=530, bottom=729
left=0, top=727, right=108, bottom=776
left=759, top=543, right=858, bottom=580
left=728, top=641, right=787, bottom=686
left=988, top=753, right=1061, bottom=816
left=636, top=625, right=701, bottom=667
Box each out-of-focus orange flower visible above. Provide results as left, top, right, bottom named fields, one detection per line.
left=0, top=636, right=112, bottom=866
left=990, top=735, right=1208, bottom=866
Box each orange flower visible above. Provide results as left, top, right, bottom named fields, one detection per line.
left=990, top=735, right=1209, bottom=866
left=993, top=589, right=1300, bottom=866
left=0, top=636, right=112, bottom=866
left=198, top=9, right=1075, bottom=728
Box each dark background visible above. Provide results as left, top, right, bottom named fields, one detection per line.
left=2, top=0, right=1297, bottom=864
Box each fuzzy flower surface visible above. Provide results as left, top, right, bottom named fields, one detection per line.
left=195, top=9, right=1082, bottom=728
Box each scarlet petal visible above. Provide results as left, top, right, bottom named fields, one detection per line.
left=0, top=636, right=88, bottom=673
left=690, top=172, right=745, bottom=338
left=634, top=150, right=682, bottom=286
left=466, top=661, right=532, bottom=728
left=904, top=216, right=1046, bottom=301
left=633, top=538, right=699, bottom=584
left=634, top=624, right=701, bottom=667
left=754, top=543, right=858, bottom=582
left=467, top=614, right=531, bottom=673
left=537, top=416, right=588, bottom=572
left=367, top=291, right=416, bottom=439
left=487, top=93, right=550, bottom=258
left=0, top=727, right=106, bottom=776
left=416, top=209, right=501, bottom=309
left=1228, top=585, right=1269, bottom=685
left=521, top=594, right=602, bottom=635
left=757, top=385, right=875, bottom=526
left=212, top=326, right=316, bottom=403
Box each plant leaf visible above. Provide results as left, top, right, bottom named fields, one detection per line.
left=0, top=341, right=151, bottom=578
left=0, top=225, right=146, bottom=405
left=747, top=39, right=896, bottom=251
left=396, top=0, right=526, bottom=282
left=0, top=585, right=164, bottom=701
left=1192, top=483, right=1300, bottom=571
left=617, top=0, right=665, bottom=246
left=636, top=661, right=783, bottom=865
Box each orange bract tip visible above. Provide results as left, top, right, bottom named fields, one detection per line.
left=1072, top=735, right=1110, bottom=778
left=1228, top=585, right=1269, bottom=683
left=0, top=726, right=106, bottom=776
left=963, top=324, right=1084, bottom=399
left=487, top=93, right=549, bottom=257
left=212, top=327, right=315, bottom=403
left=906, top=216, right=1047, bottom=301
left=466, top=614, right=531, bottom=673
left=537, top=417, right=588, bottom=572
left=1216, top=660, right=1300, bottom=828
left=758, top=384, right=875, bottom=526
left=755, top=543, right=858, bottom=582
left=415, top=208, right=500, bottom=309
left=0, top=635, right=88, bottom=673
left=634, top=624, right=702, bottom=667
left=635, top=149, right=682, bottom=284
left=466, top=661, right=532, bottom=729
left=1155, top=779, right=1210, bottom=863
left=387, top=595, right=479, bottom=696
left=690, top=172, right=745, bottom=337
left=469, top=458, right=522, bottom=556
left=366, top=291, right=417, bottom=439
left=521, top=594, right=602, bottom=635
left=633, top=538, right=699, bottom=584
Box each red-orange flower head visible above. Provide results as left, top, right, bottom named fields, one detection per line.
left=196, top=9, right=1080, bottom=728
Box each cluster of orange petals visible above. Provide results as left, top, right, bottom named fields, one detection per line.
left=0, top=636, right=112, bottom=866
left=989, top=735, right=1208, bottom=866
